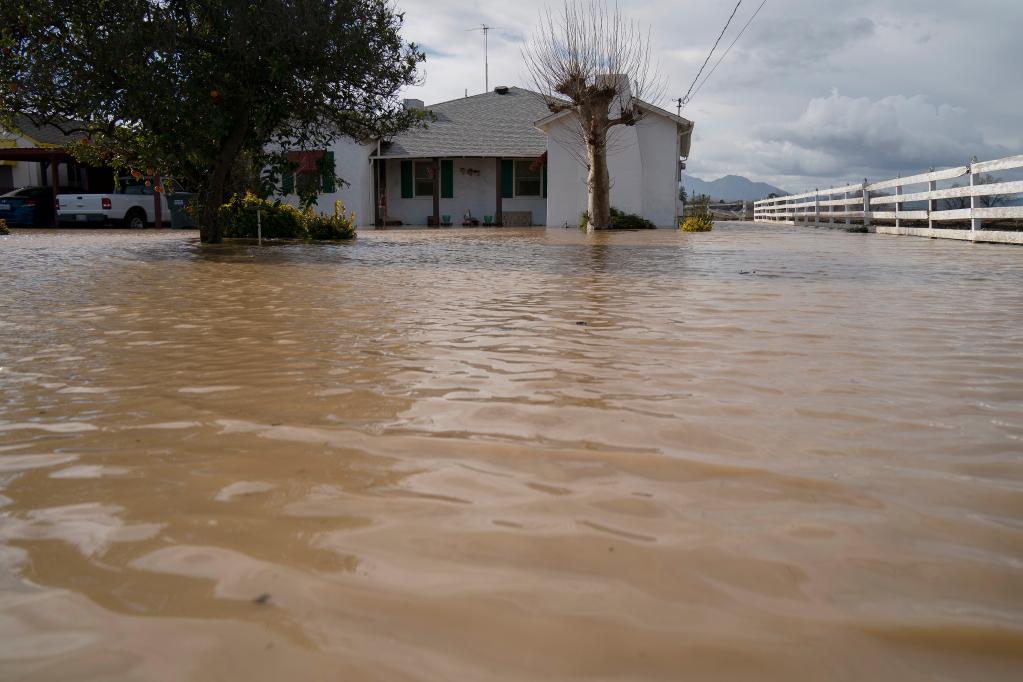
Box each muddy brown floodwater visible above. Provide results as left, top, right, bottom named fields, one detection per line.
left=0, top=224, right=1021, bottom=680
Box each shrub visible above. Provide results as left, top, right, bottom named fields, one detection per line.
left=304, top=201, right=356, bottom=241
left=680, top=195, right=714, bottom=232
left=610, top=207, right=655, bottom=229
left=218, top=192, right=304, bottom=239
left=0, top=218, right=9, bottom=235
left=680, top=215, right=713, bottom=232
left=579, top=208, right=655, bottom=229
left=218, top=193, right=356, bottom=241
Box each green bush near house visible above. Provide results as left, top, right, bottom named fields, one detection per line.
left=219, top=192, right=305, bottom=239
left=218, top=193, right=356, bottom=241
left=680, top=215, right=714, bottom=232
left=0, top=218, right=9, bottom=235
left=610, top=207, right=655, bottom=229
left=305, top=201, right=357, bottom=241
left=578, top=208, right=656, bottom=230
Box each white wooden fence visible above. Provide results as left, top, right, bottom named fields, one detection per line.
left=753, top=154, right=1023, bottom=244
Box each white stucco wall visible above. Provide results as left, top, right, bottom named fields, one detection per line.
left=300, top=137, right=376, bottom=227
left=0, top=129, right=80, bottom=189
left=543, top=111, right=681, bottom=228
left=636, top=115, right=681, bottom=227
left=381, top=158, right=546, bottom=226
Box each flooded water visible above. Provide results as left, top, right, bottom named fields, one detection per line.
left=1, top=224, right=1021, bottom=681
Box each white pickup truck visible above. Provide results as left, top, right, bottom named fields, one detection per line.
left=57, top=178, right=170, bottom=228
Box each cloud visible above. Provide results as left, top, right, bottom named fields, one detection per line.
left=392, top=0, right=1023, bottom=190
left=755, top=90, right=1010, bottom=178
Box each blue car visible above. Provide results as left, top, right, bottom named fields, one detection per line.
left=0, top=186, right=82, bottom=226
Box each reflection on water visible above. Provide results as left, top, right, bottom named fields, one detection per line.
left=1, top=225, right=1022, bottom=680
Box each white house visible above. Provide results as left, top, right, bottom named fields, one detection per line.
left=283, top=82, right=693, bottom=228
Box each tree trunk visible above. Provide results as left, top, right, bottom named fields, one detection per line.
left=586, top=123, right=611, bottom=231
left=199, top=122, right=250, bottom=244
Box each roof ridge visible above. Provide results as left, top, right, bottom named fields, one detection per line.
left=422, top=86, right=540, bottom=110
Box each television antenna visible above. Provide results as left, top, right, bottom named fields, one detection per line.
left=465, top=24, right=499, bottom=93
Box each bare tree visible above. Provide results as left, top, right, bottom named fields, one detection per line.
left=523, top=1, right=661, bottom=230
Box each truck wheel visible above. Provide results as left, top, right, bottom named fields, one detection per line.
left=124, top=208, right=147, bottom=229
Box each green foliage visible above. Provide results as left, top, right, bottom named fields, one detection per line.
left=580, top=208, right=655, bottom=229
left=218, top=192, right=304, bottom=239
left=680, top=194, right=714, bottom=232
left=0, top=218, right=9, bottom=235
left=1, top=0, right=425, bottom=242
left=304, top=201, right=356, bottom=241
left=680, top=215, right=713, bottom=232
left=609, top=207, right=655, bottom=229
left=218, top=193, right=355, bottom=241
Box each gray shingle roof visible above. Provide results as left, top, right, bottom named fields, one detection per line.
left=9, top=115, right=86, bottom=146
left=380, top=87, right=550, bottom=159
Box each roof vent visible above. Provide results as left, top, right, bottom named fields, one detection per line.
left=493, top=86, right=510, bottom=95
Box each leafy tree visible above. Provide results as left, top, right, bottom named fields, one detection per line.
left=0, top=0, right=424, bottom=242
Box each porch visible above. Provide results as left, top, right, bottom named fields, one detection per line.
left=372, top=156, right=547, bottom=228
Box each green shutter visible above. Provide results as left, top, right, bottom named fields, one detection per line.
left=542, top=165, right=547, bottom=198
left=320, top=151, right=335, bottom=193
left=501, top=159, right=514, bottom=198
left=282, top=171, right=294, bottom=195
left=401, top=160, right=414, bottom=198
left=441, top=160, right=453, bottom=198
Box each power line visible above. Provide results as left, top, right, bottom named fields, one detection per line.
left=688, top=0, right=769, bottom=105
left=677, top=0, right=743, bottom=113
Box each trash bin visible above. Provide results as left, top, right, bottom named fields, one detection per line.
left=167, top=193, right=195, bottom=228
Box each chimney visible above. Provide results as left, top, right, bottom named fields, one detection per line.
left=596, top=73, right=633, bottom=119
left=596, top=74, right=631, bottom=99
left=402, top=98, right=425, bottom=111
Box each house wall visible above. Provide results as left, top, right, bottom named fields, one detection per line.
left=293, top=137, right=376, bottom=226
left=0, top=129, right=88, bottom=190
left=636, top=115, right=681, bottom=227
left=544, top=113, right=680, bottom=228
left=382, top=158, right=546, bottom=226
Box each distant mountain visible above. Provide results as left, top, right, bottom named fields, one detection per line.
left=682, top=175, right=788, bottom=202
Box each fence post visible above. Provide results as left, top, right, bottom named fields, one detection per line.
left=927, top=168, right=936, bottom=230
left=895, top=174, right=903, bottom=229
left=862, top=179, right=871, bottom=229
left=969, top=156, right=980, bottom=232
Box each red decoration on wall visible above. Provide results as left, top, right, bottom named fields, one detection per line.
left=286, top=150, right=325, bottom=173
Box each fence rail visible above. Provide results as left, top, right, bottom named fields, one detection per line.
left=683, top=201, right=753, bottom=221
left=753, top=154, right=1023, bottom=244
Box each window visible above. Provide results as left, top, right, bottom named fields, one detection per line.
left=515, top=160, right=542, bottom=197
left=282, top=150, right=334, bottom=195
left=414, top=161, right=434, bottom=197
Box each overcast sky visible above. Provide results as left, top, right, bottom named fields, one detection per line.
left=395, top=0, right=1022, bottom=192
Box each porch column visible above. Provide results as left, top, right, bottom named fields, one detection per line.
left=154, top=174, right=163, bottom=228
left=495, top=157, right=503, bottom=226
left=50, top=155, right=60, bottom=227
left=432, top=157, right=440, bottom=227
left=372, top=158, right=380, bottom=226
